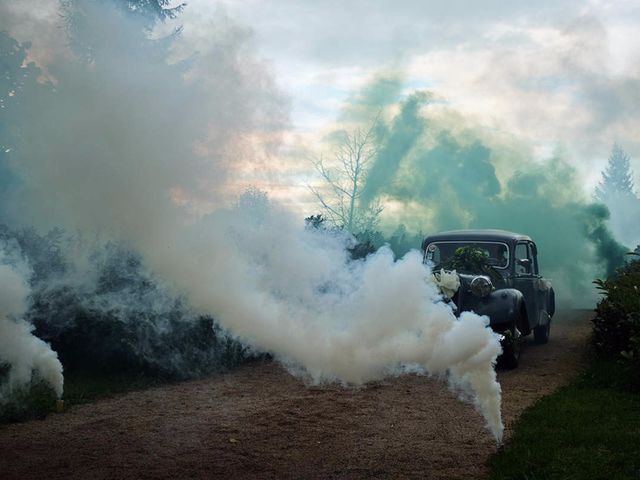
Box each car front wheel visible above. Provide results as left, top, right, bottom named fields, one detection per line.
left=534, top=311, right=551, bottom=344
left=499, top=324, right=521, bottom=369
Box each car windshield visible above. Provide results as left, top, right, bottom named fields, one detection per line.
left=424, top=241, right=510, bottom=270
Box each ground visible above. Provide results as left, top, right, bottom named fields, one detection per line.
left=0, top=310, right=591, bottom=480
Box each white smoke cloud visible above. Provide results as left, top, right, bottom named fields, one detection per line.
left=0, top=245, right=64, bottom=401
left=142, top=196, right=505, bottom=440
left=1, top=1, right=504, bottom=440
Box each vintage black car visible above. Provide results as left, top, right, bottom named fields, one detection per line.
left=421, top=229, right=555, bottom=368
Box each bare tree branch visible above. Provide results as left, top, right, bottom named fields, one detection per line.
left=308, top=116, right=383, bottom=233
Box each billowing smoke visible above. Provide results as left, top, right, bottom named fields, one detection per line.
left=332, top=75, right=628, bottom=305
left=0, top=243, right=64, bottom=401
left=0, top=1, right=505, bottom=441
left=191, top=196, right=504, bottom=438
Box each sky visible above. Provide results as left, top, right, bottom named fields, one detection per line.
left=170, top=0, right=640, bottom=211
left=2, top=0, right=640, bottom=217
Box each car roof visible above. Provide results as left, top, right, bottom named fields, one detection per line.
left=421, top=229, right=532, bottom=250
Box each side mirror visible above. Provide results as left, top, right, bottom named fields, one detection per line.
left=517, top=258, right=531, bottom=272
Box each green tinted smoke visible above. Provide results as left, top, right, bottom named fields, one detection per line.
left=342, top=80, right=628, bottom=305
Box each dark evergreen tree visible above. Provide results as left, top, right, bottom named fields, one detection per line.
left=593, top=144, right=640, bottom=249
left=63, top=0, right=184, bottom=26
left=594, top=144, right=636, bottom=203
left=61, top=0, right=185, bottom=62
left=117, top=0, right=185, bottom=23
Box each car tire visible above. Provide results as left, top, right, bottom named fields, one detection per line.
left=533, top=312, right=551, bottom=345
left=534, top=319, right=550, bottom=344
left=500, top=324, right=521, bottom=369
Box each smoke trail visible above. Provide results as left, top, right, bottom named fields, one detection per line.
left=360, top=91, right=430, bottom=206
left=1, top=1, right=505, bottom=440
left=0, top=243, right=64, bottom=401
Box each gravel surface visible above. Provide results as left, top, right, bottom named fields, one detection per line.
left=0, top=310, right=592, bottom=480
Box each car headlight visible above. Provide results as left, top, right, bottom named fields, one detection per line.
left=470, top=276, right=493, bottom=298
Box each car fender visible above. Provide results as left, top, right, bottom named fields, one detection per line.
left=470, top=288, right=528, bottom=332
left=548, top=287, right=556, bottom=318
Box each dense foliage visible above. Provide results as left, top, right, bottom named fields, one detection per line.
left=443, top=245, right=490, bottom=273
left=443, top=245, right=503, bottom=284
left=0, top=225, right=252, bottom=380
left=0, top=375, right=57, bottom=423
left=592, top=253, right=640, bottom=389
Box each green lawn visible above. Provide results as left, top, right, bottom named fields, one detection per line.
left=488, top=360, right=640, bottom=480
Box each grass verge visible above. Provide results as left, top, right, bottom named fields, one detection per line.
left=487, top=358, right=640, bottom=480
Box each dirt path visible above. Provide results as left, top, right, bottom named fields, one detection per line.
left=0, top=310, right=591, bottom=480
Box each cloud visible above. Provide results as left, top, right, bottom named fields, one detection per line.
left=178, top=1, right=640, bottom=192
left=198, top=0, right=586, bottom=65
left=399, top=15, right=640, bottom=186
left=0, top=0, right=71, bottom=73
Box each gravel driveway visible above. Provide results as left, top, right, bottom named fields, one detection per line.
left=0, top=310, right=592, bottom=480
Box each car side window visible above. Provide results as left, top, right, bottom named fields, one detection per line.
left=528, top=242, right=539, bottom=275
left=515, top=242, right=531, bottom=275
left=424, top=243, right=441, bottom=266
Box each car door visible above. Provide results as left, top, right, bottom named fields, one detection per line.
left=529, top=242, right=553, bottom=321
left=513, top=241, right=539, bottom=332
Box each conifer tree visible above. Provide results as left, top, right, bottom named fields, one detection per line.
left=593, top=144, right=640, bottom=248
left=61, top=0, right=185, bottom=62
left=594, top=144, right=636, bottom=203
left=118, top=0, right=185, bottom=23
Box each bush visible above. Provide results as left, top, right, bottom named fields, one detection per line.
left=29, top=285, right=253, bottom=379
left=443, top=245, right=503, bottom=285
left=0, top=376, right=57, bottom=424
left=1, top=226, right=254, bottom=382
left=592, top=254, right=640, bottom=390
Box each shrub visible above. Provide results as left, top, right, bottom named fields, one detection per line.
left=0, top=374, right=57, bottom=424
left=444, top=245, right=503, bottom=284
left=592, top=254, right=640, bottom=390
left=1, top=225, right=254, bottom=382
